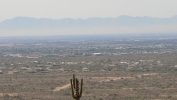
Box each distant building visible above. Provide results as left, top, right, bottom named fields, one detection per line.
left=82, top=67, right=90, bottom=72
left=83, top=53, right=92, bottom=56
left=58, top=68, right=65, bottom=72
left=92, top=53, right=103, bottom=56
left=35, top=67, right=45, bottom=72
left=20, top=67, right=29, bottom=70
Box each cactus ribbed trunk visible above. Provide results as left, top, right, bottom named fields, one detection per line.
left=75, top=79, right=80, bottom=100
left=70, top=74, right=83, bottom=100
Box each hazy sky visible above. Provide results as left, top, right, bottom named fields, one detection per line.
left=0, top=0, right=177, bottom=22
left=0, top=0, right=177, bottom=36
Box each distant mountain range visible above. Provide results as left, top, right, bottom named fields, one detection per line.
left=1, top=15, right=177, bottom=29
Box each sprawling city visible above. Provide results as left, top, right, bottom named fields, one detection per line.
left=0, top=34, right=177, bottom=99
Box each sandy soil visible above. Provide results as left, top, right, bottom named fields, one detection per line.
left=53, top=84, right=70, bottom=92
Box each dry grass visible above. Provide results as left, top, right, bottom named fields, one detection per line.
left=0, top=70, right=177, bottom=100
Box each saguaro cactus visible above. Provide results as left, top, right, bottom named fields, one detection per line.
left=70, top=74, right=83, bottom=100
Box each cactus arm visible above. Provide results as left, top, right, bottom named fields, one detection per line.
left=70, top=79, right=77, bottom=99
left=79, top=78, right=83, bottom=98
left=73, top=74, right=76, bottom=89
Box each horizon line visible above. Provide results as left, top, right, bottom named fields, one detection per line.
left=1, top=15, right=177, bottom=22
left=0, top=32, right=177, bottom=38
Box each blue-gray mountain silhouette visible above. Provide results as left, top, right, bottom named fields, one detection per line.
left=0, top=15, right=177, bottom=29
